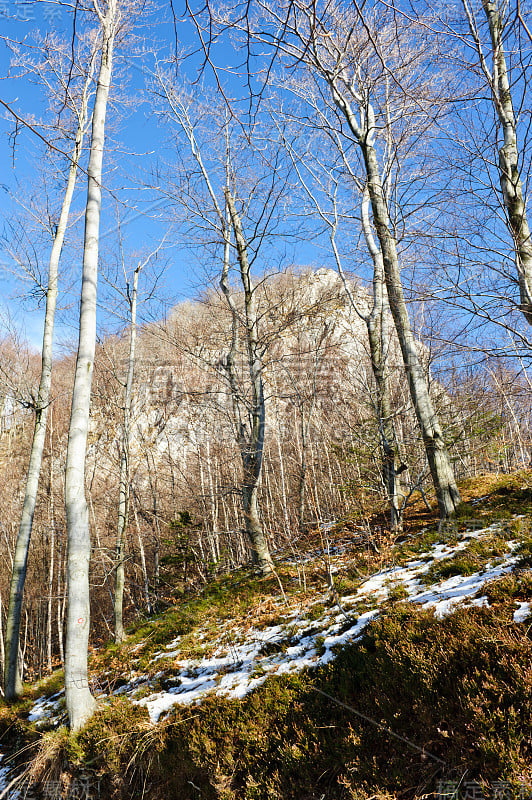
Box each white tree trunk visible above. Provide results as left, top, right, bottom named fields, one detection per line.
left=3, top=70, right=92, bottom=700
left=481, top=0, right=532, bottom=325
left=65, top=3, right=116, bottom=731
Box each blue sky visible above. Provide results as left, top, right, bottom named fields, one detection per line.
left=0, top=1, right=233, bottom=349
left=1, top=0, right=529, bottom=364
left=0, top=0, right=328, bottom=352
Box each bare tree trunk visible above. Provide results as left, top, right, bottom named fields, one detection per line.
left=0, top=593, right=5, bottom=682
left=57, top=537, right=64, bottom=667
left=362, top=142, right=461, bottom=518
left=205, top=441, right=220, bottom=561
left=367, top=313, right=401, bottom=528
left=114, top=265, right=139, bottom=643
left=133, top=501, right=152, bottom=615
left=470, top=0, right=532, bottom=325
left=3, top=66, right=92, bottom=700
left=65, top=2, right=117, bottom=731
left=275, top=433, right=291, bottom=535
left=47, top=422, right=55, bottom=673
left=222, top=191, right=274, bottom=575
left=360, top=191, right=402, bottom=530
left=19, top=611, right=28, bottom=685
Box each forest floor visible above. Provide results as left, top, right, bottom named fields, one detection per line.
left=1, top=470, right=532, bottom=800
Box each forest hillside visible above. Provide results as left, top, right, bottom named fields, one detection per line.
left=2, top=0, right=532, bottom=796
left=0, top=470, right=530, bottom=799
left=0, top=267, right=527, bottom=685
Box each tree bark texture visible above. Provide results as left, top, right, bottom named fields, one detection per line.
left=65, top=3, right=116, bottom=731
left=482, top=0, right=532, bottom=325
left=4, top=67, right=92, bottom=700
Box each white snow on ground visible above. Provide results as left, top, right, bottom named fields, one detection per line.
left=514, top=601, right=531, bottom=623
left=0, top=753, right=20, bottom=799
left=28, top=692, right=63, bottom=723
left=28, top=521, right=531, bottom=725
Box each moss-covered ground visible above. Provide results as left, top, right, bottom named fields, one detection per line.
left=1, top=471, right=532, bottom=799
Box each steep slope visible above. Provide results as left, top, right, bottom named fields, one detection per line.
left=1, top=471, right=531, bottom=800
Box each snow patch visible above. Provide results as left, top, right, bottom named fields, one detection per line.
left=27, top=521, right=528, bottom=725
left=514, top=601, right=531, bottom=623
left=0, top=753, right=20, bottom=799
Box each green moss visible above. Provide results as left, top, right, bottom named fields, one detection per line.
left=395, top=525, right=459, bottom=563
left=65, top=605, right=532, bottom=800
left=422, top=535, right=510, bottom=584
left=386, top=583, right=410, bottom=602
left=314, top=635, right=326, bottom=657
left=515, top=538, right=532, bottom=569
left=332, top=575, right=360, bottom=596
left=482, top=572, right=532, bottom=607
left=307, top=602, right=327, bottom=620
left=29, top=670, right=65, bottom=701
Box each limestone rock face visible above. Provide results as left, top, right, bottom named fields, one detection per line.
left=86, top=268, right=414, bottom=487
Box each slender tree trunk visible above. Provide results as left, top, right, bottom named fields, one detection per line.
left=47, top=409, right=55, bottom=674
left=19, top=611, right=28, bottom=685
left=205, top=441, right=220, bottom=562
left=361, top=142, right=461, bottom=518
left=297, top=418, right=308, bottom=529
left=3, top=70, right=92, bottom=700
left=330, top=185, right=402, bottom=528
left=133, top=501, right=152, bottom=615
left=367, top=311, right=401, bottom=529
left=57, top=538, right=64, bottom=666
left=480, top=0, right=532, bottom=325
left=65, top=4, right=116, bottom=731
left=360, top=190, right=402, bottom=530
left=276, top=433, right=291, bottom=535
left=221, top=191, right=274, bottom=575
left=47, top=528, right=55, bottom=674
left=0, top=593, right=5, bottom=681
left=114, top=266, right=139, bottom=643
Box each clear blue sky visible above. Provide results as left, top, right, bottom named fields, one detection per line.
left=0, top=1, right=252, bottom=349
left=2, top=0, right=525, bottom=365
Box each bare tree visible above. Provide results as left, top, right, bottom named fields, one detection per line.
left=113, top=263, right=139, bottom=642
left=3, top=33, right=96, bottom=701
left=220, top=189, right=274, bottom=574
left=64, top=0, right=120, bottom=731
left=279, top=119, right=405, bottom=529
left=463, top=0, right=532, bottom=327
left=113, top=241, right=166, bottom=642
left=240, top=2, right=461, bottom=517
left=150, top=74, right=293, bottom=573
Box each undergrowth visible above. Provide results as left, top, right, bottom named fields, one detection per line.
left=3, top=471, right=532, bottom=799
left=422, top=534, right=511, bottom=584
left=70, top=606, right=532, bottom=800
